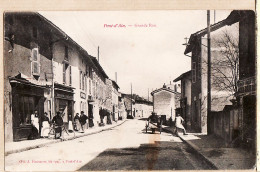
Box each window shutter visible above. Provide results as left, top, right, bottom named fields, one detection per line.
left=32, top=61, right=39, bottom=74
left=63, top=63, right=66, bottom=84
left=69, top=66, right=72, bottom=86
left=31, top=48, right=40, bottom=76
left=79, top=71, right=82, bottom=90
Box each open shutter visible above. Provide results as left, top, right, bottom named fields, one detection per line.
left=69, top=66, right=72, bottom=86
left=31, top=48, right=40, bottom=76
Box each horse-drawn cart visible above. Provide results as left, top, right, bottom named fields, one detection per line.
left=145, top=113, right=162, bottom=134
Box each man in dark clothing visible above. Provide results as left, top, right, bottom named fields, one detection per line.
left=52, top=112, right=63, bottom=139
left=79, top=111, right=88, bottom=132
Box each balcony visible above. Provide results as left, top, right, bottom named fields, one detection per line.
left=237, top=76, right=256, bottom=96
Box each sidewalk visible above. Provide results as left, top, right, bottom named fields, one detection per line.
left=162, top=126, right=256, bottom=170
left=5, top=120, right=126, bottom=156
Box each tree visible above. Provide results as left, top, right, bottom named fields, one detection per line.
left=210, top=28, right=239, bottom=100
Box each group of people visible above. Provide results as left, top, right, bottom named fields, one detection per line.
left=30, top=111, right=64, bottom=139
left=29, top=110, right=94, bottom=140
left=74, top=111, right=89, bottom=133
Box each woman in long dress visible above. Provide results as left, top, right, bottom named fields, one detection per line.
left=41, top=112, right=50, bottom=138
left=31, top=110, right=39, bottom=137
left=74, top=113, right=81, bottom=132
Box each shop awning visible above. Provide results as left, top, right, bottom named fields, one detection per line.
left=9, top=72, right=52, bottom=88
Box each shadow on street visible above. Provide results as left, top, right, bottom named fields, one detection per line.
left=78, top=138, right=214, bottom=171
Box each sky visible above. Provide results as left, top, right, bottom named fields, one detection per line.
left=40, top=10, right=231, bottom=99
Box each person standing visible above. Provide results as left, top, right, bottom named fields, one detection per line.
left=175, top=114, right=188, bottom=135
left=74, top=113, right=81, bottom=131
left=52, top=112, right=64, bottom=139
left=79, top=111, right=88, bottom=133
left=41, top=112, right=50, bottom=138
left=31, top=110, right=40, bottom=136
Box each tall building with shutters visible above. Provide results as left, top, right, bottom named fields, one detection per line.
left=4, top=12, right=117, bottom=142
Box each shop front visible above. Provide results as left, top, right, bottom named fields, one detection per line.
left=10, top=77, right=48, bottom=141
left=54, top=83, right=74, bottom=129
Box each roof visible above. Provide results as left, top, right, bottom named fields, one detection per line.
left=111, top=80, right=120, bottom=89
left=211, top=96, right=232, bottom=112
left=151, top=87, right=178, bottom=96
left=184, top=10, right=247, bottom=55
left=173, top=70, right=191, bottom=82
left=89, top=56, right=109, bottom=79
left=10, top=12, right=101, bottom=78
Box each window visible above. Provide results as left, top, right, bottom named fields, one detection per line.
left=82, top=73, right=85, bottom=90
left=69, top=66, right=72, bottom=86
left=89, top=80, right=92, bottom=95
left=65, top=46, right=68, bottom=61
left=79, top=71, right=82, bottom=89
left=198, top=55, right=201, bottom=79
left=93, top=81, right=96, bottom=98
left=63, top=63, right=69, bottom=84
left=85, top=75, right=88, bottom=92
left=32, top=27, right=37, bottom=39
left=89, top=67, right=93, bottom=79
left=192, top=62, right=196, bottom=83
left=182, top=81, right=186, bottom=97
left=96, top=82, right=98, bottom=99
left=31, top=48, right=40, bottom=76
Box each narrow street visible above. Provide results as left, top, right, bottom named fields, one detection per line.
left=5, top=119, right=213, bottom=171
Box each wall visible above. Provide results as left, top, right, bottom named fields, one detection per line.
left=153, top=90, right=176, bottom=119
left=4, top=13, right=53, bottom=142
left=209, top=108, right=240, bottom=146
left=52, top=41, right=89, bottom=119
left=135, top=103, right=153, bottom=118
left=190, top=22, right=239, bottom=133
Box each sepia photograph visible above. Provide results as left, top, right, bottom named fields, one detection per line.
left=3, top=10, right=256, bottom=171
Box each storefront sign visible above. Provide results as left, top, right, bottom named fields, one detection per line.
left=55, top=92, right=73, bottom=100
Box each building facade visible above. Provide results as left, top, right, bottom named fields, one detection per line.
left=151, top=84, right=180, bottom=120
left=184, top=11, right=241, bottom=133
left=173, top=71, right=192, bottom=130
left=4, top=12, right=121, bottom=142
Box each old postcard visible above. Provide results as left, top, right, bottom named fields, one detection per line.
left=1, top=0, right=257, bottom=171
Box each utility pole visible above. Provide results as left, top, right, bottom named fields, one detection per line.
left=98, top=46, right=99, bottom=62
left=131, top=83, right=133, bottom=117
left=207, top=10, right=211, bottom=135
left=115, top=72, right=117, bottom=83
